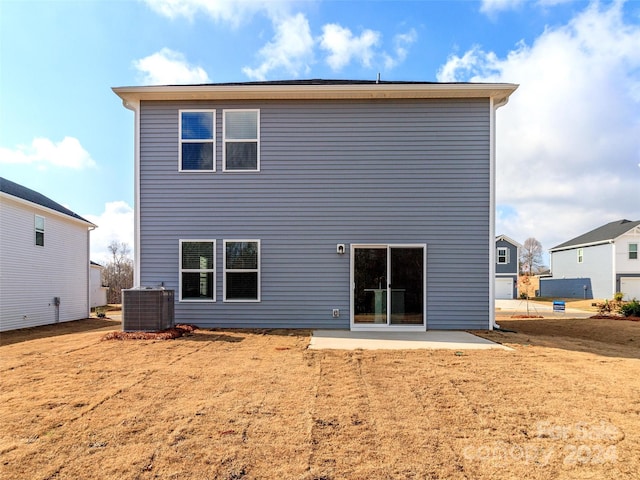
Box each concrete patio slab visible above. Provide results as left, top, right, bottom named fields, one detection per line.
left=309, top=330, right=511, bottom=350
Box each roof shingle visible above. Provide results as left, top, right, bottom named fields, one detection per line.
left=0, top=177, right=92, bottom=225
left=550, top=219, right=640, bottom=251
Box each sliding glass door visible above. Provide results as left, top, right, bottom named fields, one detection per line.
left=352, top=245, right=425, bottom=328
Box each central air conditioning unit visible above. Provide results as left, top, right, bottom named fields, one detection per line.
left=122, top=287, right=175, bottom=332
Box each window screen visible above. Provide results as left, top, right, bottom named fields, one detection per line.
left=180, top=240, right=215, bottom=301
left=224, top=110, right=259, bottom=171
left=35, top=215, right=45, bottom=246
left=224, top=240, right=260, bottom=301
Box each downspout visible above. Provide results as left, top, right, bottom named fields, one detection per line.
left=489, top=98, right=497, bottom=330
left=611, top=240, right=616, bottom=298
left=122, top=98, right=141, bottom=287
left=490, top=94, right=512, bottom=330
left=87, top=225, right=96, bottom=317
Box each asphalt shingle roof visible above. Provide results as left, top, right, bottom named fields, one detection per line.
left=550, top=219, right=640, bottom=251
left=0, top=177, right=92, bottom=224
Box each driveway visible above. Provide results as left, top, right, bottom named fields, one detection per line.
left=495, top=299, right=593, bottom=318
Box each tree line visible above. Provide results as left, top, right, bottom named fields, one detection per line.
left=102, top=240, right=133, bottom=304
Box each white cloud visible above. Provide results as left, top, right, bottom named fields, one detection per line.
left=133, top=48, right=210, bottom=85
left=383, top=28, right=418, bottom=70
left=319, top=23, right=381, bottom=71
left=0, top=137, right=96, bottom=169
left=242, top=13, right=314, bottom=81
left=85, top=201, right=135, bottom=264
left=480, top=0, right=571, bottom=15
left=143, top=0, right=290, bottom=26
left=438, top=1, right=640, bottom=252
left=480, top=0, right=525, bottom=14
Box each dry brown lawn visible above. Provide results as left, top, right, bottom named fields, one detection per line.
left=1, top=316, right=639, bottom=480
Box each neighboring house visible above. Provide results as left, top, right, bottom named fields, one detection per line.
left=113, top=79, right=517, bottom=331
left=542, top=219, right=640, bottom=300
left=0, top=177, right=96, bottom=331
left=90, top=261, right=108, bottom=308
left=495, top=234, right=521, bottom=299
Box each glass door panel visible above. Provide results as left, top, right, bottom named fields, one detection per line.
left=389, top=247, right=424, bottom=325
left=354, top=247, right=387, bottom=324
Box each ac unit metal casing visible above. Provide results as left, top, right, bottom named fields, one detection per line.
left=122, top=288, right=175, bottom=332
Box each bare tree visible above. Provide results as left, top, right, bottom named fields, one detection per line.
left=520, top=237, right=544, bottom=275
left=102, top=241, right=134, bottom=304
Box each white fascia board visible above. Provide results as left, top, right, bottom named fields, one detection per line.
left=113, top=83, right=518, bottom=105
left=495, top=234, right=522, bottom=248
left=0, top=192, right=97, bottom=228
left=549, top=240, right=614, bottom=253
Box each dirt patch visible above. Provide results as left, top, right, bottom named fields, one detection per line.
left=590, top=315, right=640, bottom=322
left=1, top=320, right=639, bottom=479
left=101, top=324, right=197, bottom=341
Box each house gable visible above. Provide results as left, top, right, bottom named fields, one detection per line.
left=550, top=219, right=640, bottom=252
left=495, top=235, right=520, bottom=275
left=0, top=177, right=94, bottom=227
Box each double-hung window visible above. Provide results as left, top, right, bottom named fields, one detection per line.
left=223, top=110, right=259, bottom=172
left=630, top=243, right=638, bottom=260
left=497, top=247, right=509, bottom=264
left=577, top=248, right=584, bottom=264
left=179, top=110, right=215, bottom=171
left=224, top=240, right=260, bottom=301
left=35, top=215, right=45, bottom=246
left=180, top=240, right=215, bottom=301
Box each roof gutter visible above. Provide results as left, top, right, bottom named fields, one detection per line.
left=0, top=191, right=97, bottom=228
left=120, top=97, right=141, bottom=287
left=113, top=83, right=518, bottom=104
left=549, top=239, right=615, bottom=253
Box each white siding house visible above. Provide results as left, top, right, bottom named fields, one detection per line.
left=90, top=261, right=108, bottom=308
left=0, top=177, right=96, bottom=331
left=543, top=219, right=640, bottom=300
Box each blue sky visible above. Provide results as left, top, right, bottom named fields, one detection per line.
left=1, top=0, right=639, bottom=263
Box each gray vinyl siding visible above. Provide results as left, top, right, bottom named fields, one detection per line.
left=495, top=239, right=518, bottom=275
left=549, top=243, right=614, bottom=298
left=139, top=98, right=491, bottom=329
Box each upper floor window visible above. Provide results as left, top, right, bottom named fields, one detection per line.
left=223, top=110, right=259, bottom=172
left=224, top=240, right=260, bottom=301
left=35, top=215, right=45, bottom=246
left=180, top=240, right=215, bottom=301
left=630, top=243, right=638, bottom=260
left=496, top=247, right=509, bottom=264
left=179, top=110, right=215, bottom=171
left=577, top=248, right=584, bottom=263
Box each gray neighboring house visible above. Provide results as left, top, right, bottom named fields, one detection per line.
left=495, top=235, right=521, bottom=299
left=113, top=80, right=518, bottom=331
left=542, top=219, right=640, bottom=300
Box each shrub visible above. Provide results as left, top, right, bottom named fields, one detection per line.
left=597, top=300, right=613, bottom=315
left=619, top=299, right=640, bottom=318
left=613, top=292, right=624, bottom=302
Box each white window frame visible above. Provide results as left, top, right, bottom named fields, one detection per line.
left=178, top=109, right=216, bottom=172
left=222, top=109, right=260, bottom=172
left=35, top=215, right=45, bottom=247
left=577, top=248, right=584, bottom=264
left=630, top=243, right=638, bottom=260
left=223, top=239, right=261, bottom=302
left=496, top=247, right=509, bottom=264
left=179, top=240, right=216, bottom=302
